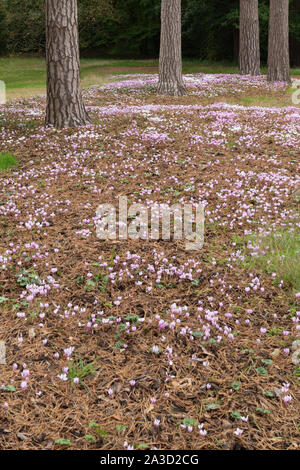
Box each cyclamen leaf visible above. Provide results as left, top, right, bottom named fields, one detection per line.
left=231, top=411, right=242, bottom=420
left=55, top=438, right=72, bottom=446
left=183, top=417, right=198, bottom=427
left=231, top=382, right=241, bottom=391
left=206, top=404, right=220, bottom=410
left=256, top=367, right=268, bottom=376
left=256, top=407, right=271, bottom=414
left=261, top=359, right=273, bottom=365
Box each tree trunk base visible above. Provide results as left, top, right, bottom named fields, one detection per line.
left=267, top=71, right=291, bottom=83
left=157, top=80, right=187, bottom=97
left=239, top=68, right=260, bottom=76
left=45, top=107, right=92, bottom=129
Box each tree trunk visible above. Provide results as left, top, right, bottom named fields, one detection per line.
left=45, top=0, right=91, bottom=128
left=267, top=0, right=290, bottom=83
left=158, top=0, right=186, bottom=96
left=239, top=0, right=260, bottom=75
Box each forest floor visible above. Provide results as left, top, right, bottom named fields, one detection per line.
left=0, top=72, right=299, bottom=450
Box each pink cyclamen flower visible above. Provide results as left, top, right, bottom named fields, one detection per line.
left=283, top=395, right=292, bottom=403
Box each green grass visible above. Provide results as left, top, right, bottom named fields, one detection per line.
left=0, top=152, right=18, bottom=172
left=182, top=59, right=239, bottom=74
left=247, top=229, right=300, bottom=293
left=1, top=57, right=299, bottom=100
left=227, top=87, right=298, bottom=108
left=0, top=57, right=157, bottom=99
left=182, top=59, right=300, bottom=76
left=68, top=359, right=97, bottom=388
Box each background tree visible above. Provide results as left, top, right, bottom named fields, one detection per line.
left=290, top=0, right=300, bottom=66
left=1, top=0, right=299, bottom=66
left=0, top=0, right=8, bottom=55
left=158, top=0, right=186, bottom=96
left=239, top=0, right=260, bottom=75
left=4, top=0, right=45, bottom=54
left=267, top=0, right=290, bottom=82
left=45, top=0, right=91, bottom=128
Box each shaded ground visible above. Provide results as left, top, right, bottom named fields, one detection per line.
left=0, top=73, right=299, bottom=450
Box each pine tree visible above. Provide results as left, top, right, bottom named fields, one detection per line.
left=267, top=0, right=290, bottom=83
left=0, top=0, right=8, bottom=56
left=45, top=0, right=91, bottom=128
left=239, top=0, right=260, bottom=75
left=157, top=0, right=186, bottom=96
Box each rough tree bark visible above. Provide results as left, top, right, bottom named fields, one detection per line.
left=45, top=0, right=91, bottom=128
left=157, top=0, right=186, bottom=96
left=239, top=0, right=260, bottom=75
left=267, top=0, right=290, bottom=83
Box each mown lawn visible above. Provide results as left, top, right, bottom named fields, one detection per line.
left=1, top=56, right=300, bottom=100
